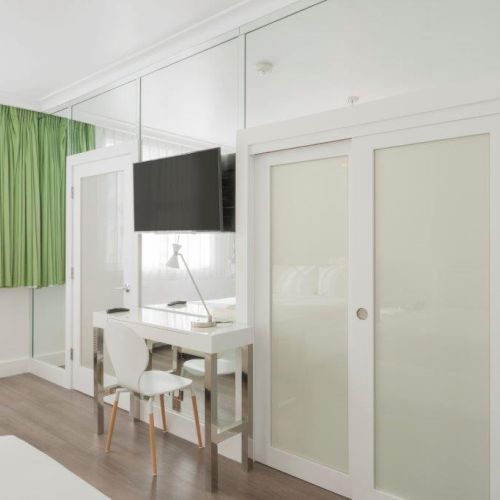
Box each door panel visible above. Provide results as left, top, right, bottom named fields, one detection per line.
left=67, top=144, right=138, bottom=395
left=373, top=135, right=490, bottom=500
left=254, top=141, right=351, bottom=497
left=80, top=171, right=124, bottom=372
left=348, top=120, right=500, bottom=500
left=271, top=156, right=348, bottom=471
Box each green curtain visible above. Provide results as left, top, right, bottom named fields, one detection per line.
left=71, top=119, right=96, bottom=155
left=37, top=115, right=95, bottom=287
left=0, top=106, right=41, bottom=287
left=0, top=104, right=95, bottom=287
left=38, top=115, right=67, bottom=287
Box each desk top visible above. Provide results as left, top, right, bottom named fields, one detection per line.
left=93, top=307, right=252, bottom=354
left=145, top=297, right=235, bottom=321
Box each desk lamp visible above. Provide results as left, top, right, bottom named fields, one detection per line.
left=166, top=243, right=216, bottom=328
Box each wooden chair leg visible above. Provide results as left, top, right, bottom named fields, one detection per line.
left=191, top=392, right=203, bottom=448
left=148, top=410, right=158, bottom=476
left=160, top=394, right=168, bottom=433
left=105, top=399, right=119, bottom=453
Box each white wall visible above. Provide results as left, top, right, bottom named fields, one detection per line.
left=32, top=286, right=65, bottom=366
left=0, top=288, right=31, bottom=376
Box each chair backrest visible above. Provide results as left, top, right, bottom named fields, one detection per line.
left=105, top=322, right=149, bottom=393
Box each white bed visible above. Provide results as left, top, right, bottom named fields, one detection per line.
left=0, top=436, right=109, bottom=500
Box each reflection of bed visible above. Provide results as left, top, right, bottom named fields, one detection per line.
left=271, top=294, right=347, bottom=368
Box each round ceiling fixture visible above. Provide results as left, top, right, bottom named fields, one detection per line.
left=256, top=61, right=273, bottom=76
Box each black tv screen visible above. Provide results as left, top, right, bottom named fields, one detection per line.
left=134, top=148, right=223, bottom=232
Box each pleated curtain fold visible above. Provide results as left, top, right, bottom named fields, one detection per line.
left=0, top=105, right=95, bottom=288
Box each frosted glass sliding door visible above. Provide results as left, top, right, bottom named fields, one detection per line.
left=271, top=156, right=348, bottom=471
left=254, top=140, right=351, bottom=497
left=374, top=134, right=490, bottom=500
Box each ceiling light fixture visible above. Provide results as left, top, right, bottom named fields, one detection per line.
left=256, top=61, right=273, bottom=76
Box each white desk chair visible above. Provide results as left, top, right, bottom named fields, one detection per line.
left=182, top=355, right=236, bottom=377
left=104, top=323, right=203, bottom=476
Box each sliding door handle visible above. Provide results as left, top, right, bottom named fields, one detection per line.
left=356, top=308, right=368, bottom=320
left=114, top=283, right=131, bottom=293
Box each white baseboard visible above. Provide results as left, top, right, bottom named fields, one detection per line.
left=32, top=350, right=65, bottom=367
left=29, top=358, right=69, bottom=388
left=0, top=357, right=30, bottom=378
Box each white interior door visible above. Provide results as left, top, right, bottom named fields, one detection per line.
left=254, top=141, right=351, bottom=498
left=67, top=143, right=139, bottom=395
left=349, top=118, right=500, bottom=500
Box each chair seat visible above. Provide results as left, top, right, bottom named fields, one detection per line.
left=183, top=358, right=236, bottom=376
left=138, top=370, right=192, bottom=396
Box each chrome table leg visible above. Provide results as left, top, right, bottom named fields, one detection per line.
left=173, top=346, right=183, bottom=411
left=93, top=327, right=104, bottom=435
left=241, top=345, right=253, bottom=471
left=204, top=352, right=218, bottom=492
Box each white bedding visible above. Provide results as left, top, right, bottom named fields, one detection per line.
left=0, top=436, right=109, bottom=500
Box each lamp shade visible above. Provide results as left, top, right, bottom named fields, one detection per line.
left=166, top=243, right=182, bottom=269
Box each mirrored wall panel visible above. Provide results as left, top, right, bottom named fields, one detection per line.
left=141, top=39, right=239, bottom=423
left=246, top=0, right=500, bottom=127
left=271, top=155, right=348, bottom=471
left=32, top=107, right=70, bottom=368
left=374, top=135, right=490, bottom=499
left=72, top=81, right=137, bottom=152
left=141, top=38, right=238, bottom=161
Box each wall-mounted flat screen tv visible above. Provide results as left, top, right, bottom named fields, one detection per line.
left=133, top=148, right=235, bottom=232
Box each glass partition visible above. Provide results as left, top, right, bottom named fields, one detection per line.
left=141, top=39, right=239, bottom=423
left=32, top=87, right=136, bottom=369
left=32, top=108, right=70, bottom=367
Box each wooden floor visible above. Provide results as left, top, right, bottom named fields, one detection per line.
left=0, top=374, right=346, bottom=500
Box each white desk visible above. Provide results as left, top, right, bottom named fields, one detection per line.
left=92, top=308, right=253, bottom=492
left=146, top=297, right=236, bottom=322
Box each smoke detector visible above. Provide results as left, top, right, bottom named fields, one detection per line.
left=347, top=95, right=360, bottom=106
left=256, top=61, right=273, bottom=76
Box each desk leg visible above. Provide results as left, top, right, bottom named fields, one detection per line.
left=173, top=346, right=183, bottom=411
left=204, top=353, right=218, bottom=492
left=93, top=327, right=104, bottom=435
left=241, top=345, right=253, bottom=471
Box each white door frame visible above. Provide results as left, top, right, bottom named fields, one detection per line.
left=237, top=84, right=500, bottom=498
left=253, top=140, right=352, bottom=497
left=66, top=142, right=139, bottom=395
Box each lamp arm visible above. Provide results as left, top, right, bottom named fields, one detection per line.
left=178, top=253, right=213, bottom=321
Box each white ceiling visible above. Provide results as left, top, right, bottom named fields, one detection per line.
left=0, top=0, right=292, bottom=109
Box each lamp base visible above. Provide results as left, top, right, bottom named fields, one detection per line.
left=191, top=319, right=217, bottom=328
